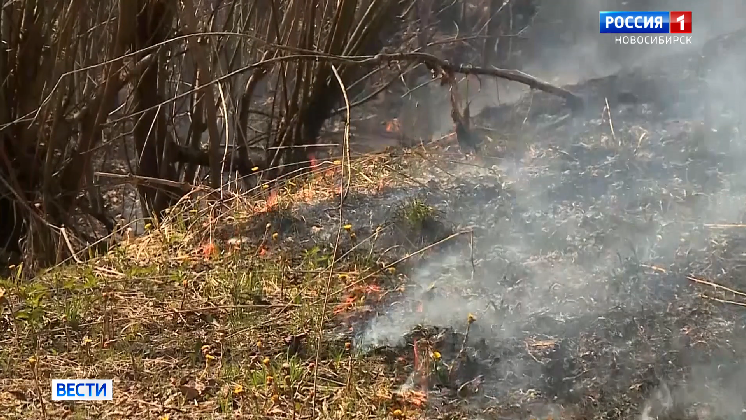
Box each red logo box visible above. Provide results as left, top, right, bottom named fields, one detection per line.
left=670, top=11, right=692, bottom=33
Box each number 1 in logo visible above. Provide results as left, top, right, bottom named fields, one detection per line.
left=670, top=11, right=692, bottom=34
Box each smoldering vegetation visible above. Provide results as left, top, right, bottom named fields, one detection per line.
left=3, top=0, right=746, bottom=418
left=353, top=6, right=746, bottom=420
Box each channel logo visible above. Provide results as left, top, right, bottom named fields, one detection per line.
left=52, top=379, right=113, bottom=401
left=600, top=11, right=692, bottom=34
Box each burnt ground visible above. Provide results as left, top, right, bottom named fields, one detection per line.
left=329, top=44, right=746, bottom=418
left=4, top=37, right=746, bottom=420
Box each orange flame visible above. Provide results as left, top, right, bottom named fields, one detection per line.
left=412, top=339, right=429, bottom=391
left=266, top=189, right=279, bottom=209
left=333, top=284, right=382, bottom=314
left=201, top=241, right=217, bottom=258
left=385, top=119, right=401, bottom=133
left=365, top=284, right=382, bottom=294
left=400, top=390, right=427, bottom=407
left=334, top=295, right=358, bottom=314
left=308, top=152, right=319, bottom=169
left=413, top=339, right=419, bottom=375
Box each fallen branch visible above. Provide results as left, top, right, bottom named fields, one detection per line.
left=379, top=52, right=584, bottom=111
left=687, top=275, right=746, bottom=299
left=701, top=294, right=746, bottom=308
left=102, top=49, right=585, bottom=128
left=94, top=172, right=196, bottom=193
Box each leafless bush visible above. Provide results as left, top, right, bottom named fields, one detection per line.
left=0, top=0, right=422, bottom=269
left=0, top=0, right=546, bottom=270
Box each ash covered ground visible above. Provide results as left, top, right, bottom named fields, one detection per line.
left=315, top=38, right=746, bottom=419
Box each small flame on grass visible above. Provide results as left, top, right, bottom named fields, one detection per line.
left=334, top=295, right=358, bottom=314
left=255, top=189, right=280, bottom=213
left=385, top=119, right=401, bottom=133
left=397, top=389, right=427, bottom=407
left=366, top=284, right=382, bottom=294
left=266, top=189, right=279, bottom=209
left=308, top=152, right=319, bottom=169
left=413, top=339, right=419, bottom=384
left=333, top=284, right=382, bottom=314
left=412, top=339, right=429, bottom=392
left=201, top=241, right=217, bottom=258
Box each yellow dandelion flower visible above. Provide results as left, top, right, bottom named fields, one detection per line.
left=262, top=357, right=271, bottom=366
left=205, top=354, right=215, bottom=360
left=393, top=409, right=404, bottom=418
left=333, top=160, right=342, bottom=165
left=144, top=223, right=152, bottom=230
left=256, top=340, right=263, bottom=349
left=233, top=384, right=244, bottom=395
left=343, top=224, right=352, bottom=231
left=467, top=313, right=477, bottom=324
left=272, top=232, right=279, bottom=240
left=201, top=344, right=211, bottom=354
left=251, top=166, right=259, bottom=171
left=432, top=351, right=441, bottom=361
left=28, top=356, right=37, bottom=366
left=262, top=184, right=269, bottom=189
left=338, top=273, right=349, bottom=280
left=387, top=267, right=396, bottom=274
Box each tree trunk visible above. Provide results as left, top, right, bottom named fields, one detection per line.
left=133, top=0, right=178, bottom=217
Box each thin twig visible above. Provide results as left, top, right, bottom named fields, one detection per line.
left=60, top=227, right=82, bottom=264
left=448, top=317, right=474, bottom=382
left=704, top=223, right=746, bottom=229
left=687, top=275, right=746, bottom=299
left=312, top=63, right=352, bottom=407
left=30, top=354, right=47, bottom=419
left=604, top=97, right=617, bottom=147
left=701, top=294, right=746, bottom=307
left=642, top=264, right=746, bottom=300
left=94, top=172, right=197, bottom=192
left=469, top=229, right=475, bottom=283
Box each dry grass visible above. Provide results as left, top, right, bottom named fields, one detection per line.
left=0, top=154, right=434, bottom=419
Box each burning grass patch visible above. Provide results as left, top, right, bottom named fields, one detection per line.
left=0, top=177, right=423, bottom=419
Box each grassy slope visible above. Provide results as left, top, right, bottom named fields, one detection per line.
left=0, top=152, right=449, bottom=419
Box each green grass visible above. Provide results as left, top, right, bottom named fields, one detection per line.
left=0, top=153, right=463, bottom=419
left=0, top=204, right=413, bottom=419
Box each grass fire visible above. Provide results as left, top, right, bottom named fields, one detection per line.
left=2, top=1, right=746, bottom=419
